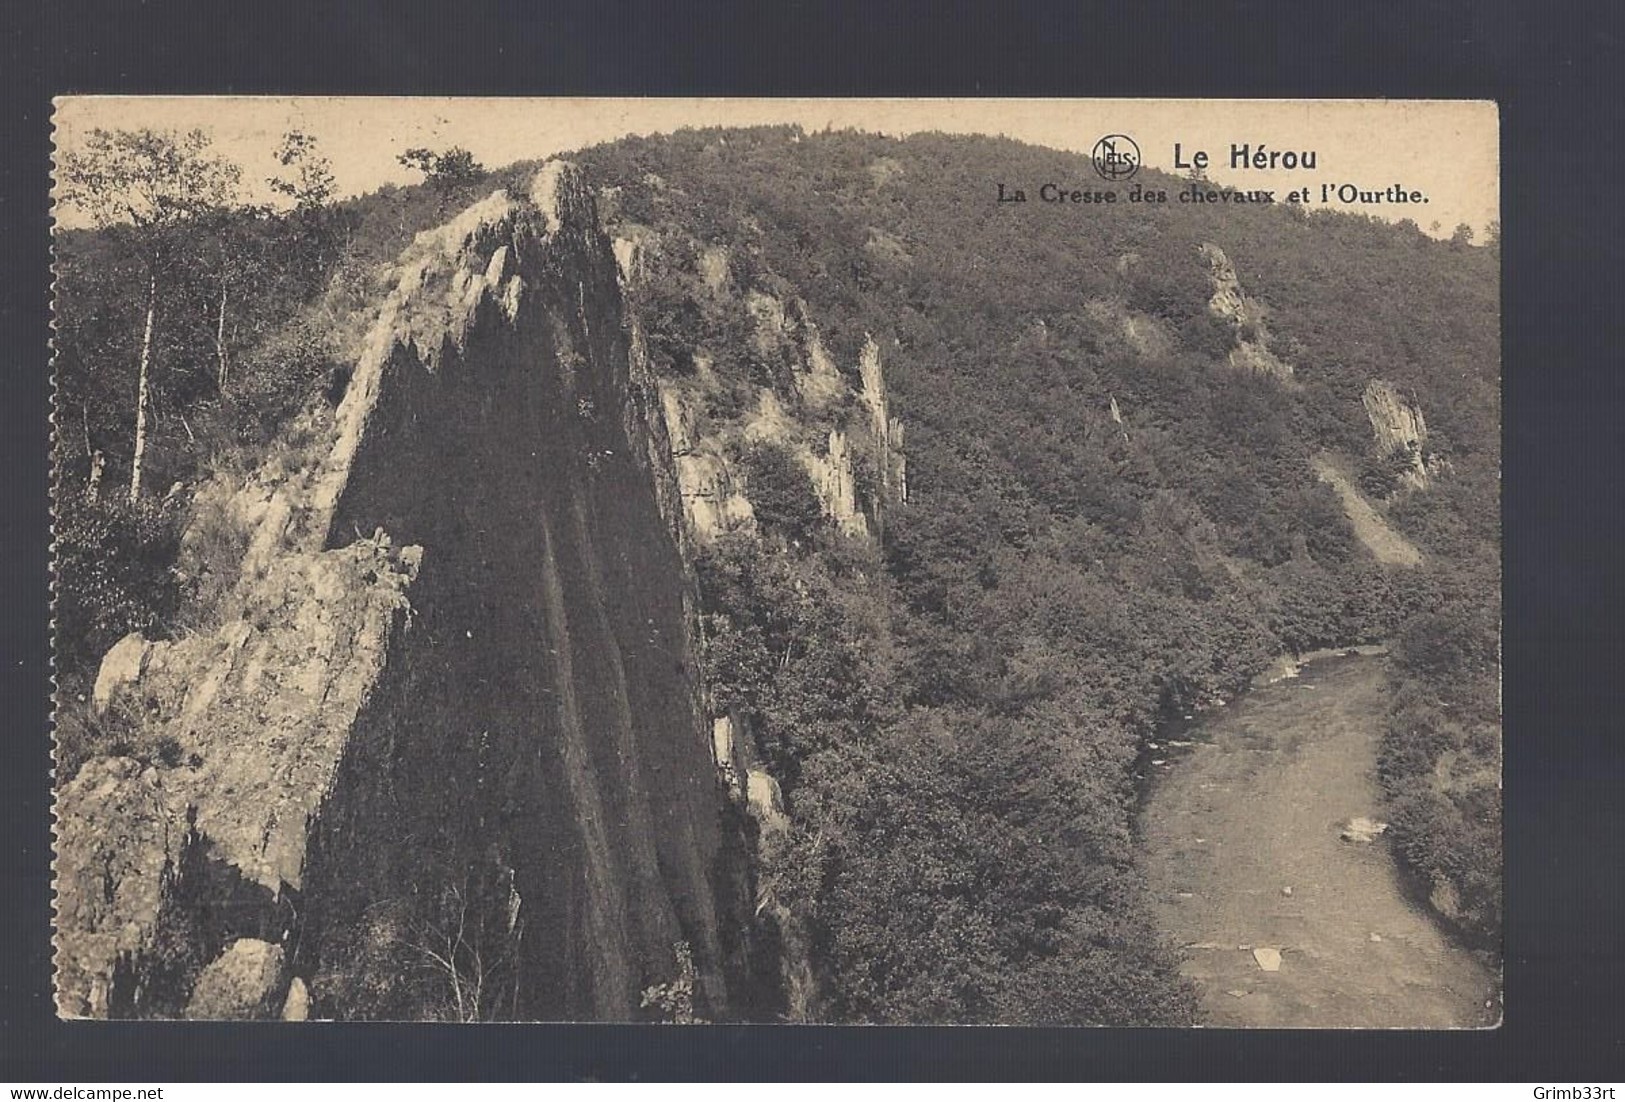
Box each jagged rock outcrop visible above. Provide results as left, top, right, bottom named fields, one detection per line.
left=56, top=529, right=418, bottom=1018
left=1363, top=379, right=1447, bottom=492
left=708, top=712, right=786, bottom=830
left=659, top=374, right=758, bottom=543
left=699, top=246, right=731, bottom=294
left=61, top=156, right=910, bottom=1023
left=704, top=710, right=817, bottom=1020
left=1109, top=394, right=1130, bottom=441
left=794, top=318, right=846, bottom=411
left=647, top=303, right=907, bottom=546
left=1199, top=242, right=1294, bottom=381
left=859, top=336, right=908, bottom=506
left=711, top=715, right=745, bottom=800
left=803, top=429, right=868, bottom=539
left=57, top=162, right=745, bottom=1021
left=746, top=290, right=790, bottom=359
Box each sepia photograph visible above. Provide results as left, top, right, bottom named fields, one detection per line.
left=48, top=97, right=1501, bottom=1027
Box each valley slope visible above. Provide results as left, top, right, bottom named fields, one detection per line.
left=53, top=128, right=1500, bottom=1023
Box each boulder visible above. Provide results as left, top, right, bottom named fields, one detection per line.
left=185, top=938, right=284, bottom=1019
left=280, top=976, right=311, bottom=1021
left=1252, top=947, right=1282, bottom=972
left=1341, top=816, right=1390, bottom=844
left=92, top=633, right=152, bottom=713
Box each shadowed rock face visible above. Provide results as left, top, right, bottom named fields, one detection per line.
left=303, top=164, right=730, bottom=1021
left=57, top=164, right=745, bottom=1021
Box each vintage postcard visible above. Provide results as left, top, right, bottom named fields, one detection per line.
left=50, top=97, right=1500, bottom=1025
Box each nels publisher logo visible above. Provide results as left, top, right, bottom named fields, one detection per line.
left=1092, top=134, right=1141, bottom=181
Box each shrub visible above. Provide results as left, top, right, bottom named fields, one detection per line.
left=738, top=441, right=824, bottom=544
left=53, top=688, right=140, bottom=782
left=1394, top=604, right=1499, bottom=680
left=1379, top=598, right=1503, bottom=947
left=1358, top=448, right=1416, bottom=499
left=640, top=941, right=705, bottom=1024
left=1181, top=312, right=1236, bottom=360
left=221, top=316, right=336, bottom=443
left=54, top=490, right=183, bottom=675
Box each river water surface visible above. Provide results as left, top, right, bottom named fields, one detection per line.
left=1141, top=655, right=1499, bottom=1028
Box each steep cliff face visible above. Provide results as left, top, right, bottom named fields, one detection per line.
left=613, top=244, right=910, bottom=1022
left=858, top=337, right=908, bottom=510
left=57, top=163, right=747, bottom=1021
left=647, top=295, right=906, bottom=547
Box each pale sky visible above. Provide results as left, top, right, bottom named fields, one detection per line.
left=54, top=97, right=1499, bottom=239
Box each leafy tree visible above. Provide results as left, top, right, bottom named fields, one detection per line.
left=53, top=489, right=182, bottom=671
left=270, top=129, right=336, bottom=210
left=396, top=146, right=486, bottom=205
left=738, top=442, right=825, bottom=545
left=58, top=128, right=241, bottom=500
left=270, top=129, right=348, bottom=280
left=640, top=941, right=706, bottom=1024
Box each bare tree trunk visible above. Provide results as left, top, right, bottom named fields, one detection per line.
left=80, top=403, right=96, bottom=496
left=129, top=273, right=156, bottom=503
left=215, top=277, right=229, bottom=392
left=87, top=452, right=104, bottom=500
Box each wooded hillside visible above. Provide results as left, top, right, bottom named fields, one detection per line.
left=53, top=125, right=1500, bottom=1022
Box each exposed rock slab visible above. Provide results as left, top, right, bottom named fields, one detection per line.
left=1363, top=380, right=1448, bottom=492
left=92, top=633, right=152, bottom=714
left=1199, top=242, right=1294, bottom=381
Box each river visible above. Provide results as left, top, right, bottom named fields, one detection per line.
left=1140, top=654, right=1499, bottom=1028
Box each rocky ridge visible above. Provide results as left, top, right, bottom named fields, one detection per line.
left=56, top=162, right=749, bottom=1020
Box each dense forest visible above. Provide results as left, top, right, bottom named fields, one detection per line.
left=53, top=124, right=1499, bottom=1022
